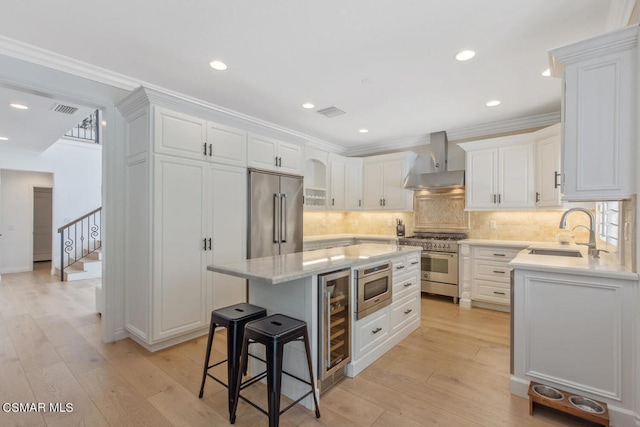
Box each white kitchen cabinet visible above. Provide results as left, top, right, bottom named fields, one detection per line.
left=119, top=89, right=247, bottom=350
left=460, top=134, right=534, bottom=210
left=329, top=153, right=346, bottom=210
left=344, top=157, right=363, bottom=210
left=549, top=25, right=637, bottom=201
left=303, top=146, right=328, bottom=210
left=154, top=106, right=247, bottom=167
left=247, top=133, right=303, bottom=175
left=458, top=242, right=527, bottom=310
left=362, top=152, right=417, bottom=211
left=534, top=124, right=562, bottom=208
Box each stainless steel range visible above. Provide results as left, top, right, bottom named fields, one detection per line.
left=398, top=232, right=467, bottom=303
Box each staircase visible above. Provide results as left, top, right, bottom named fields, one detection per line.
left=56, top=245, right=102, bottom=281
left=57, top=207, right=102, bottom=281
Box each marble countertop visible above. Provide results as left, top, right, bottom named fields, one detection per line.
left=458, top=239, right=537, bottom=247
left=208, top=243, right=421, bottom=285
left=508, top=243, right=638, bottom=281
left=304, top=234, right=399, bottom=242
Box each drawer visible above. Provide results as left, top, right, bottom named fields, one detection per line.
left=474, top=281, right=510, bottom=304
left=473, top=246, right=522, bottom=261
left=392, top=257, right=407, bottom=276
left=355, top=308, right=390, bottom=357
left=393, top=273, right=420, bottom=301
left=473, top=260, right=511, bottom=283
left=391, top=294, right=420, bottom=333
left=406, top=253, right=421, bottom=272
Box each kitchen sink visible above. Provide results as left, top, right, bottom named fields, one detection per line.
left=528, top=249, right=583, bottom=257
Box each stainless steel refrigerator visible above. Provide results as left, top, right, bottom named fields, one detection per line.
left=248, top=169, right=303, bottom=258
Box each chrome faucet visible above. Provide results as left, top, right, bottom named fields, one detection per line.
left=558, top=207, right=600, bottom=258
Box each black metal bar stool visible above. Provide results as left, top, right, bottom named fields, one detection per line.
left=198, top=303, right=267, bottom=418
left=230, top=313, right=320, bottom=427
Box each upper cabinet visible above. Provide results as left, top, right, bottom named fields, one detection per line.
left=329, top=153, right=346, bottom=210
left=549, top=25, right=638, bottom=201
left=304, top=146, right=328, bottom=210
left=362, top=152, right=417, bottom=211
left=460, top=134, right=535, bottom=210
left=344, top=157, right=363, bottom=211
left=247, top=134, right=303, bottom=175
left=534, top=124, right=562, bottom=208
left=154, top=107, right=247, bottom=167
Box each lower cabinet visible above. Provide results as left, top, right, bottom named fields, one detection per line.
left=459, top=242, right=527, bottom=310
left=347, top=252, right=421, bottom=376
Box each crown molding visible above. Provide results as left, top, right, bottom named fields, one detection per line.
left=606, top=0, right=638, bottom=30
left=342, top=135, right=429, bottom=157
left=549, top=24, right=638, bottom=76
left=446, top=111, right=561, bottom=142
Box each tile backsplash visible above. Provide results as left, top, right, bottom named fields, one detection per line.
left=304, top=211, right=414, bottom=236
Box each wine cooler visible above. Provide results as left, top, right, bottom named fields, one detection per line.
left=318, top=268, right=352, bottom=393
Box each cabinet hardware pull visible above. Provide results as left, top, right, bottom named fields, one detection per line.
left=275, top=156, right=278, bottom=167
left=208, top=143, right=212, bottom=157
left=396, top=265, right=405, bottom=270
left=493, top=291, right=506, bottom=295
left=203, top=142, right=207, bottom=156
left=493, top=253, right=506, bottom=257
left=358, top=200, right=361, bottom=207
left=332, top=198, right=334, bottom=206
left=383, top=198, right=386, bottom=206
left=208, top=238, right=212, bottom=250
left=380, top=199, right=383, bottom=206
left=492, top=194, right=495, bottom=203
left=554, top=171, right=561, bottom=189
left=493, top=270, right=505, bottom=274
left=278, top=157, right=282, bottom=167
left=498, top=194, right=501, bottom=204
left=404, top=282, right=413, bottom=287
left=203, top=238, right=207, bottom=250
left=404, top=309, right=413, bottom=315
left=411, top=261, right=419, bottom=265
left=372, top=327, right=382, bottom=334
left=536, top=192, right=540, bottom=202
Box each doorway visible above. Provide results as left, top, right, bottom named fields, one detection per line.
left=33, top=187, right=53, bottom=262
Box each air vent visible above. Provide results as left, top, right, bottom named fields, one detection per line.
left=52, top=104, right=79, bottom=115
left=316, top=106, right=346, bottom=118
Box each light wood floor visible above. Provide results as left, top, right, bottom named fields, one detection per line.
left=0, top=262, right=598, bottom=426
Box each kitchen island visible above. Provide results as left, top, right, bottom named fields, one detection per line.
left=208, top=243, right=422, bottom=407
left=508, top=245, right=639, bottom=426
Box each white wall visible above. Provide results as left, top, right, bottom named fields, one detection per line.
left=0, top=139, right=102, bottom=274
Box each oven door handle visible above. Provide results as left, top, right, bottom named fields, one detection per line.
left=422, top=251, right=455, bottom=259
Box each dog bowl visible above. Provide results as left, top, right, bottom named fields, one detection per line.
left=531, top=384, right=564, bottom=401
left=568, top=396, right=606, bottom=414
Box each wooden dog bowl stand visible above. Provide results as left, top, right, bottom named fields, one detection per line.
left=528, top=381, right=610, bottom=427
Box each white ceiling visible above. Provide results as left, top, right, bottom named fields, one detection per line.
left=0, top=1, right=626, bottom=153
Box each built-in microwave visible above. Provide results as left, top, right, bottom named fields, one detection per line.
left=355, top=262, right=392, bottom=320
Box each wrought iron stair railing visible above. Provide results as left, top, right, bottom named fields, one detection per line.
left=57, top=207, right=102, bottom=281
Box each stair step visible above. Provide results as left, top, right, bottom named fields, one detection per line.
left=83, top=247, right=103, bottom=260
left=77, top=259, right=102, bottom=273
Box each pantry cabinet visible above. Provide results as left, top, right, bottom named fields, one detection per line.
left=154, top=106, right=247, bottom=167
left=118, top=88, right=246, bottom=350
left=549, top=25, right=637, bottom=201
left=247, top=133, right=303, bottom=175
left=362, top=152, right=417, bottom=211
left=460, top=134, right=535, bottom=210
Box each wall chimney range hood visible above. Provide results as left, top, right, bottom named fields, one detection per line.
left=403, top=131, right=464, bottom=189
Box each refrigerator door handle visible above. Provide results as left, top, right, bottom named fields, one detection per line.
left=273, top=193, right=280, bottom=243
left=281, top=193, right=287, bottom=243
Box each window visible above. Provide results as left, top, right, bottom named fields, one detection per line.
left=596, top=201, right=619, bottom=247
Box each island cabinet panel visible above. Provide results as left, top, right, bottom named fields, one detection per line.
left=549, top=25, right=637, bottom=201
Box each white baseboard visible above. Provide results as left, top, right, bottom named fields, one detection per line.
left=0, top=265, right=32, bottom=274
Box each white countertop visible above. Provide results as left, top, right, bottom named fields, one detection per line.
left=458, top=239, right=536, bottom=247
left=304, top=234, right=399, bottom=242
left=208, top=243, right=421, bottom=285
left=508, top=243, right=639, bottom=281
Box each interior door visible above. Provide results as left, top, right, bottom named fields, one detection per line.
left=33, top=187, right=53, bottom=261
left=279, top=174, right=303, bottom=255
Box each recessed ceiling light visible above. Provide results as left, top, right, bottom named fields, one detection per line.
left=455, top=50, right=476, bottom=61
left=358, top=129, right=369, bottom=134
left=542, top=68, right=551, bottom=77
left=486, top=100, right=501, bottom=107
left=0, top=136, right=9, bottom=141
left=209, top=60, right=228, bottom=71
left=302, top=103, right=315, bottom=109
left=10, top=103, right=28, bottom=110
